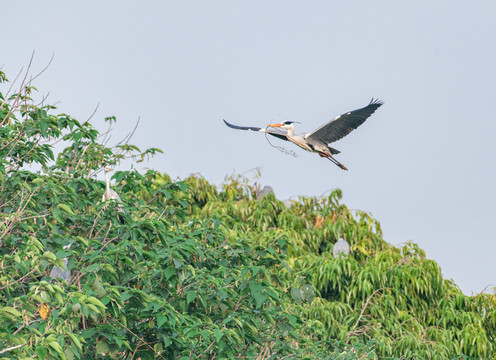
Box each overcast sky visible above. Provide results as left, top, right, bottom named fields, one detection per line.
left=3, top=1, right=496, bottom=295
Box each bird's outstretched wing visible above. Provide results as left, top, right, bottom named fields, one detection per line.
left=223, top=119, right=289, bottom=141
left=306, top=99, right=383, bottom=144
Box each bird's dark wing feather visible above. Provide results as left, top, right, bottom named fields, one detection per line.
left=306, top=99, right=383, bottom=144
left=223, top=119, right=262, bottom=132
left=223, top=119, right=288, bottom=141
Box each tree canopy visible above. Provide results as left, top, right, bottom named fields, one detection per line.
left=0, top=69, right=495, bottom=359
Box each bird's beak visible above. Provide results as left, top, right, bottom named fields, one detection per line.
left=268, top=123, right=282, bottom=128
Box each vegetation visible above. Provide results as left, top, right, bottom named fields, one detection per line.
left=1, top=69, right=495, bottom=359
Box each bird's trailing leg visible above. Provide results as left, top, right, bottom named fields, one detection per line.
left=319, top=152, right=348, bottom=170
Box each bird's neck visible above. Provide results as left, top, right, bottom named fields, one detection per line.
left=286, top=126, right=295, bottom=137
left=105, top=172, right=110, bottom=192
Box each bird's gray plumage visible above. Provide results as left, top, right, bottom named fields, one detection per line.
left=102, top=167, right=124, bottom=224
left=102, top=188, right=122, bottom=202
left=256, top=185, right=275, bottom=199
left=50, top=258, right=71, bottom=282
left=333, top=238, right=350, bottom=257
left=102, top=167, right=123, bottom=207
left=307, top=99, right=383, bottom=144
left=50, top=243, right=72, bottom=282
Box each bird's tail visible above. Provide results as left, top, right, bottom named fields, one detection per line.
left=328, top=146, right=340, bottom=155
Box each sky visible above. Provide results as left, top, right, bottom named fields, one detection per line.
left=3, top=1, right=496, bottom=295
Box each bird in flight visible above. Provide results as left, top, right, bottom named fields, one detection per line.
left=223, top=99, right=383, bottom=170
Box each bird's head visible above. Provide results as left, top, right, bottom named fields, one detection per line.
left=268, top=120, right=298, bottom=131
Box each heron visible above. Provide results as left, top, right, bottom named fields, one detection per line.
left=223, top=99, right=383, bottom=170
left=102, top=167, right=124, bottom=224
left=333, top=238, right=350, bottom=258
left=50, top=243, right=73, bottom=282
left=256, top=185, right=275, bottom=199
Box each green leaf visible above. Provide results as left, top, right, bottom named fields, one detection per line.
left=157, top=314, right=168, bottom=328
left=57, top=203, right=75, bottom=215
left=64, top=347, right=75, bottom=360
left=123, top=340, right=132, bottom=351
left=254, top=293, right=267, bottom=309
left=178, top=181, right=187, bottom=193
left=286, top=314, right=297, bottom=326
left=32, top=178, right=44, bottom=185
left=51, top=208, right=64, bottom=223
left=200, top=330, right=210, bottom=340
left=48, top=340, right=64, bottom=357
left=162, top=336, right=172, bottom=348
left=1, top=306, right=21, bottom=318
left=186, top=290, right=196, bottom=305
left=241, top=268, right=250, bottom=279
left=173, top=258, right=183, bottom=268
left=43, top=251, right=57, bottom=261
left=214, top=329, right=224, bottom=343
left=163, top=267, right=175, bottom=280
left=69, top=333, right=83, bottom=351
left=39, top=120, right=49, bottom=137
left=96, top=340, right=110, bottom=355
left=249, top=281, right=262, bottom=295
left=252, top=266, right=261, bottom=277
left=86, top=296, right=106, bottom=310
left=36, top=345, right=47, bottom=360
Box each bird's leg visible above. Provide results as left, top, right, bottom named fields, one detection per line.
left=319, top=152, right=348, bottom=171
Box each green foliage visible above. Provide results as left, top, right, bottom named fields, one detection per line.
left=188, top=176, right=496, bottom=359
left=1, top=70, right=496, bottom=359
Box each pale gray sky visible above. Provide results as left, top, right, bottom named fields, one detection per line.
left=3, top=1, right=496, bottom=294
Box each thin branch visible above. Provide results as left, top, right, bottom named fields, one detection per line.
left=13, top=319, right=41, bottom=335
left=0, top=264, right=41, bottom=291
left=98, top=234, right=121, bottom=252
left=27, top=52, right=54, bottom=84
left=214, top=226, right=235, bottom=250
left=346, top=287, right=389, bottom=343
left=0, top=187, right=39, bottom=244
left=0, top=53, right=34, bottom=127
left=70, top=141, right=94, bottom=174
left=203, top=340, right=216, bottom=356
left=476, top=284, right=496, bottom=296
left=114, top=319, right=167, bottom=360
left=85, top=103, right=100, bottom=124
left=88, top=207, right=105, bottom=239
left=3, top=65, right=25, bottom=99
left=264, top=125, right=297, bottom=157
left=0, top=118, right=29, bottom=152
left=0, top=343, right=28, bottom=354
left=117, top=117, right=141, bottom=147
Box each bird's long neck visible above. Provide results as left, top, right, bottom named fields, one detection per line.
left=105, top=171, right=110, bottom=192
left=286, top=125, right=295, bottom=137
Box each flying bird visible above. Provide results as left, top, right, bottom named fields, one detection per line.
left=223, top=99, right=383, bottom=170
